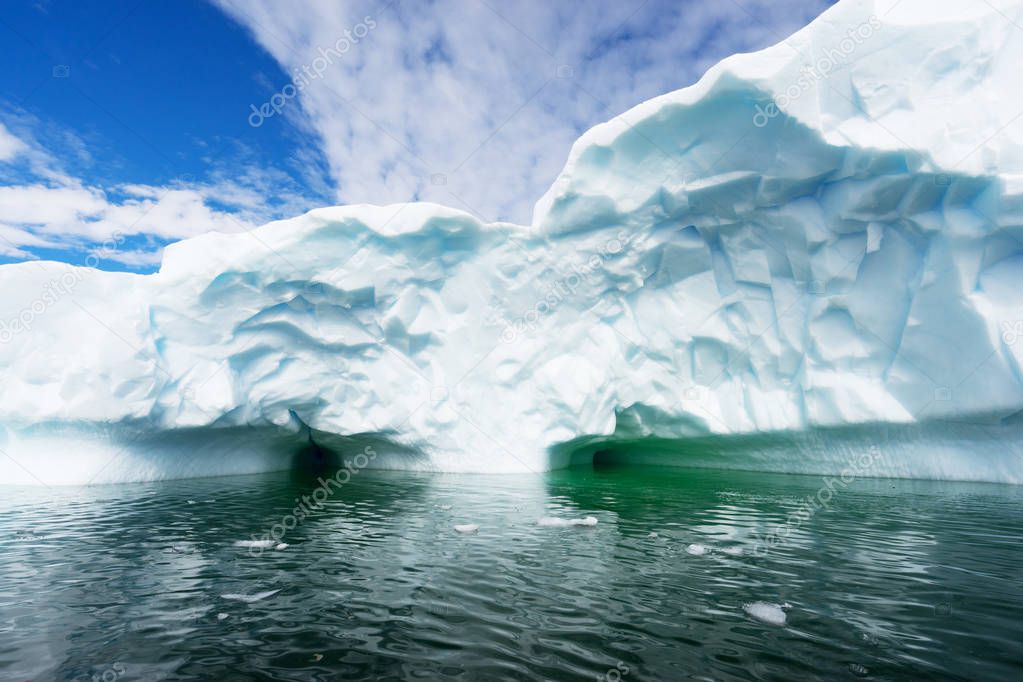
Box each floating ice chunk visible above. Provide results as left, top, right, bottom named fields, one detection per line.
left=686, top=543, right=708, bottom=555
left=438, top=505, right=452, bottom=511
left=538, top=516, right=598, bottom=527
left=234, top=539, right=275, bottom=549
left=222, top=589, right=280, bottom=603
left=274, top=543, right=289, bottom=550
left=648, top=532, right=659, bottom=538
left=721, top=546, right=744, bottom=556
left=454, top=524, right=479, bottom=533
left=186, top=500, right=196, bottom=505
left=217, top=613, right=229, bottom=620
left=743, top=601, right=789, bottom=626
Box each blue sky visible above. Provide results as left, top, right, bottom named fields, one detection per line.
left=0, top=0, right=834, bottom=271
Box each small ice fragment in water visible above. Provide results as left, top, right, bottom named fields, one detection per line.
left=438, top=504, right=452, bottom=511
left=454, top=524, right=479, bottom=533
left=187, top=500, right=196, bottom=505
left=537, top=516, right=597, bottom=527
left=686, top=543, right=708, bottom=555
left=234, top=539, right=275, bottom=549
left=721, top=546, right=743, bottom=556
left=743, top=601, right=788, bottom=626
left=274, top=543, right=289, bottom=550
left=217, top=613, right=229, bottom=620
left=648, top=532, right=659, bottom=538
left=848, top=663, right=869, bottom=677
left=222, top=589, right=280, bottom=603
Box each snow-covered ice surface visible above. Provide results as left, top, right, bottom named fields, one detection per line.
left=3, top=0, right=1023, bottom=485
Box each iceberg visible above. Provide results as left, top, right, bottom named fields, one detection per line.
left=2, top=0, right=1023, bottom=485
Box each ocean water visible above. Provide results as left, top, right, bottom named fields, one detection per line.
left=1, top=464, right=1021, bottom=680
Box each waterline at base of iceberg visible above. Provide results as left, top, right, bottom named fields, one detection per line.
left=3, top=414, right=1022, bottom=486
left=554, top=415, right=1023, bottom=483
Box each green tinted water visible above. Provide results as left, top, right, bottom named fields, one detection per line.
left=2, top=465, right=1021, bottom=680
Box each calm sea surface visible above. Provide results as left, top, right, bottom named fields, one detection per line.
left=1, top=464, right=1021, bottom=680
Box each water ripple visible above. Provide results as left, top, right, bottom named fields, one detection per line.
left=0, top=467, right=1021, bottom=680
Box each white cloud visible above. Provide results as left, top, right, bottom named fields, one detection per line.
left=0, top=185, right=108, bottom=229
left=0, top=122, right=28, bottom=162
left=76, top=187, right=258, bottom=241
left=0, top=224, right=62, bottom=258
left=0, top=111, right=323, bottom=268
left=0, top=180, right=259, bottom=264
left=213, top=0, right=833, bottom=223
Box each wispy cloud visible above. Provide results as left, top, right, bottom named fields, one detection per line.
left=0, top=111, right=327, bottom=268
left=214, top=0, right=834, bottom=223
left=0, top=122, right=28, bottom=162
left=0, top=0, right=832, bottom=267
